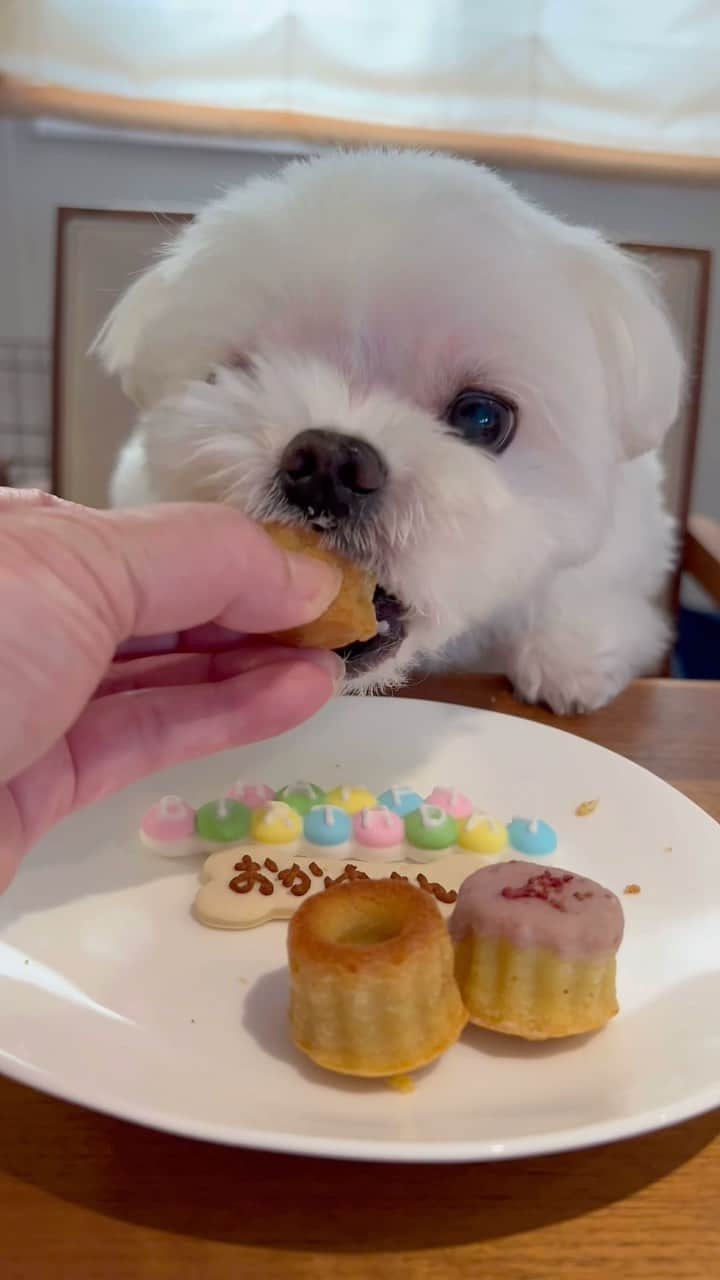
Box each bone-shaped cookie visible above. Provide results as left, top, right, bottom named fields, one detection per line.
left=193, top=847, right=509, bottom=930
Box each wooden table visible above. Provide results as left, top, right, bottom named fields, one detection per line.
left=2, top=677, right=719, bottom=1279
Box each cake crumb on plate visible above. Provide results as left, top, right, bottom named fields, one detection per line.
left=624, top=883, right=641, bottom=895
left=386, top=1074, right=416, bottom=1094
left=575, top=798, right=599, bottom=816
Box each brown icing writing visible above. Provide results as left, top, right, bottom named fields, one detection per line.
left=323, top=864, right=370, bottom=890
left=224, top=859, right=457, bottom=906
left=277, top=862, right=312, bottom=897
left=415, top=873, right=458, bottom=904
left=229, top=855, right=274, bottom=896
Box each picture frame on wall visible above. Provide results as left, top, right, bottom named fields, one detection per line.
left=52, top=207, right=192, bottom=507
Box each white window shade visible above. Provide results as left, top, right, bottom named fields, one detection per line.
left=2, top=1, right=720, bottom=178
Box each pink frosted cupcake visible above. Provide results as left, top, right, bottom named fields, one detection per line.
left=450, top=862, right=624, bottom=1039
left=352, top=807, right=406, bottom=862
left=139, top=795, right=199, bottom=857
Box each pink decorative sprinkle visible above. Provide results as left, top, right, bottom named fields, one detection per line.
left=224, top=782, right=274, bottom=809
left=140, top=795, right=195, bottom=842
left=426, top=786, right=473, bottom=821
left=501, top=869, right=575, bottom=912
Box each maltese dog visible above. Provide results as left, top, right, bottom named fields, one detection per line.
left=96, top=150, right=683, bottom=712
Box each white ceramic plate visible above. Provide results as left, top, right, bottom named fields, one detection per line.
left=1, top=697, right=719, bottom=1162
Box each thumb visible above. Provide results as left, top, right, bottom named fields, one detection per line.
left=77, top=502, right=343, bottom=638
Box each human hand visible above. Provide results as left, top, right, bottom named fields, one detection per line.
left=0, top=490, right=343, bottom=887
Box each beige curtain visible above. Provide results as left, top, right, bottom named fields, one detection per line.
left=2, top=1, right=720, bottom=178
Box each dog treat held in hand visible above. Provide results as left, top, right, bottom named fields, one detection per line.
left=262, top=522, right=377, bottom=650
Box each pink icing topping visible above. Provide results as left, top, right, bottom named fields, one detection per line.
left=449, top=861, right=624, bottom=958
left=353, top=807, right=405, bottom=848
left=224, top=782, right=274, bottom=809
left=140, top=795, right=195, bottom=842
left=426, top=786, right=473, bottom=821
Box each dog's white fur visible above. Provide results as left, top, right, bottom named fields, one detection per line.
left=96, top=150, right=683, bottom=712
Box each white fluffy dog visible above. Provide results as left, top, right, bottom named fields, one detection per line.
left=97, top=150, right=683, bottom=712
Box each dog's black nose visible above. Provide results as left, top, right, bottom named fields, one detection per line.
left=279, top=428, right=387, bottom=519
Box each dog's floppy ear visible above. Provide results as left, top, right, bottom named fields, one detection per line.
left=93, top=263, right=175, bottom=407
left=567, top=231, right=685, bottom=460
left=93, top=225, right=222, bottom=408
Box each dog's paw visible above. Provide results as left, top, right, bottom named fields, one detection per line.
left=507, top=636, right=629, bottom=715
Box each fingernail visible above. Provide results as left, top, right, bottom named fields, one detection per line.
left=285, top=551, right=342, bottom=615
left=297, top=648, right=345, bottom=689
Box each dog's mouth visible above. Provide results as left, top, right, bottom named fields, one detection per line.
left=334, top=586, right=407, bottom=676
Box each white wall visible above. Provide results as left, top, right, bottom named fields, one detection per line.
left=1, top=118, right=718, bottom=519
left=0, top=120, right=295, bottom=342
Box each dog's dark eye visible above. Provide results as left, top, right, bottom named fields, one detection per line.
left=445, top=390, right=516, bottom=453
